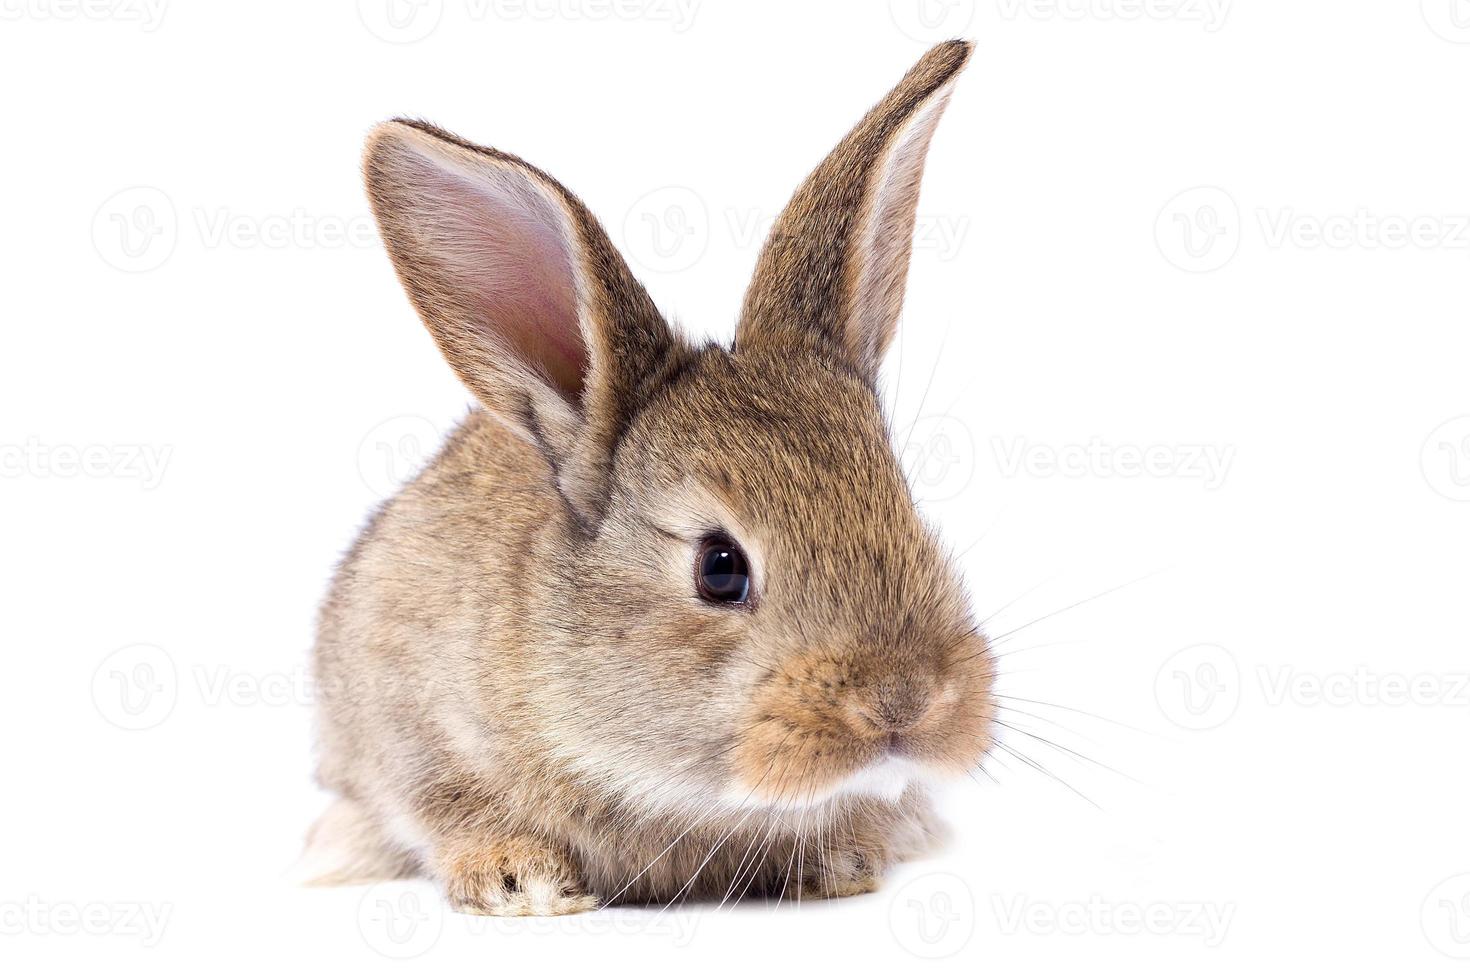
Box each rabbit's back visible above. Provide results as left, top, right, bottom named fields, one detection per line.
left=311, top=410, right=556, bottom=842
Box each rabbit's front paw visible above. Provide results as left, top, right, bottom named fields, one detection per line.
left=799, top=848, right=884, bottom=900
left=438, top=835, right=599, bottom=916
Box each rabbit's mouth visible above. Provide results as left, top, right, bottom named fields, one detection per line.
left=722, top=638, right=995, bottom=811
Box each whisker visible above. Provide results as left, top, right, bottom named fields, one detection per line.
left=603, top=730, right=793, bottom=908
left=896, top=324, right=949, bottom=474
left=983, top=568, right=1167, bottom=648
left=978, top=573, right=1060, bottom=628
left=993, top=694, right=1155, bottom=735
left=949, top=503, right=1012, bottom=565
left=992, top=718, right=1139, bottom=784
left=993, top=741, right=1103, bottom=810
left=995, top=702, right=1106, bottom=747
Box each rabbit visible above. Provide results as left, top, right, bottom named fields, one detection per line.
left=305, top=39, right=994, bottom=915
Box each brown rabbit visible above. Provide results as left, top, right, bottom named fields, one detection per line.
left=306, top=40, right=993, bottom=915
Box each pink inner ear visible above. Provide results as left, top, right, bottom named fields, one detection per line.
left=411, top=152, right=589, bottom=400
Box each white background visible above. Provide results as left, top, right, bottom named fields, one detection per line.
left=3, top=1, right=1469, bottom=976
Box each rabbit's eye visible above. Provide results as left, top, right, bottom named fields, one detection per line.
left=696, top=536, right=750, bottom=605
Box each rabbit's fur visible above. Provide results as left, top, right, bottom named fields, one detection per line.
left=308, top=40, right=994, bottom=914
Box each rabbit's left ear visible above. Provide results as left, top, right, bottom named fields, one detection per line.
left=735, top=41, right=972, bottom=380
left=363, top=120, right=686, bottom=526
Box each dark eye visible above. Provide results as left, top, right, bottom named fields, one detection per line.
left=695, top=536, right=750, bottom=605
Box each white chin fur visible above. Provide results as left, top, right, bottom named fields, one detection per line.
left=833, top=755, right=923, bottom=803
left=721, top=755, right=927, bottom=812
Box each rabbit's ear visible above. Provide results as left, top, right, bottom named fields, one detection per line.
left=363, top=120, right=683, bottom=524
left=735, top=41, right=972, bottom=380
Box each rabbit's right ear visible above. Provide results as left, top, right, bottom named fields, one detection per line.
left=735, top=41, right=972, bottom=382
left=363, top=120, right=684, bottom=525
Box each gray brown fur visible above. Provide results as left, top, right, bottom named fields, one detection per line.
left=308, top=41, right=993, bottom=915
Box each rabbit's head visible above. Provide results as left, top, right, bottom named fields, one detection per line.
left=363, top=41, right=991, bottom=814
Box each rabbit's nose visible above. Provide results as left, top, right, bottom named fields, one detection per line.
left=852, top=677, right=933, bottom=735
